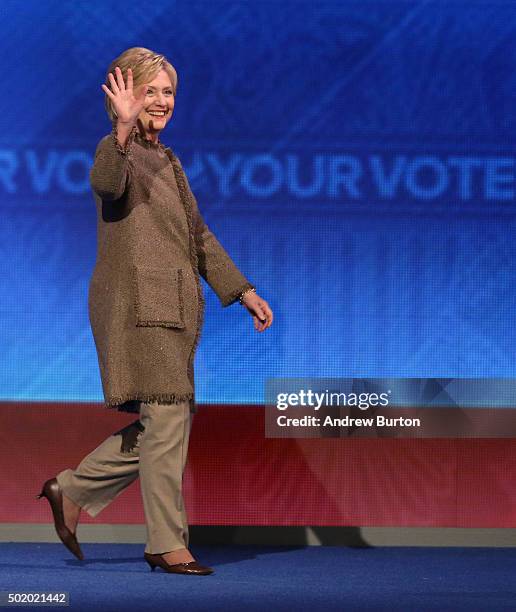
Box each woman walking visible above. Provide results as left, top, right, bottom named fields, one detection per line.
left=36, top=47, right=273, bottom=575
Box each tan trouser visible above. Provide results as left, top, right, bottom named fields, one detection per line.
left=56, top=400, right=192, bottom=554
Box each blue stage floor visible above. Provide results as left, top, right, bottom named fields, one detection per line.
left=2, top=543, right=516, bottom=611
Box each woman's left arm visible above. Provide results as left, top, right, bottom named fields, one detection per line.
left=174, top=155, right=273, bottom=330
left=192, top=205, right=273, bottom=330
left=195, top=206, right=273, bottom=331
left=192, top=201, right=251, bottom=306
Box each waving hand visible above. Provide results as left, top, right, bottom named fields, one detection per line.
left=101, top=66, right=147, bottom=125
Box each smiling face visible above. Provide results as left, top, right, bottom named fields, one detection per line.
left=136, top=68, right=175, bottom=141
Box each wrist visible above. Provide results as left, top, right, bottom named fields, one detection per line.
left=112, top=123, right=137, bottom=154
left=117, top=119, right=137, bottom=127
left=116, top=121, right=137, bottom=138
left=239, top=286, right=256, bottom=305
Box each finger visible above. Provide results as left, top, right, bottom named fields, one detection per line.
left=115, top=66, right=125, bottom=91
left=101, top=83, right=115, bottom=99
left=108, top=71, right=120, bottom=94
left=253, top=305, right=266, bottom=321
left=262, top=303, right=273, bottom=324
left=265, top=307, right=273, bottom=328
left=251, top=303, right=267, bottom=325
left=258, top=311, right=271, bottom=330
left=254, top=315, right=266, bottom=332
left=257, top=300, right=272, bottom=328
left=126, top=67, right=133, bottom=91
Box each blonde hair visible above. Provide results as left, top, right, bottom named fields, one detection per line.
left=104, top=47, right=178, bottom=124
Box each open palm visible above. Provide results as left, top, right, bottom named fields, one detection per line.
left=101, top=66, right=147, bottom=125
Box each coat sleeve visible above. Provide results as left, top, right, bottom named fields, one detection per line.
left=175, top=157, right=255, bottom=307
left=89, top=125, right=137, bottom=201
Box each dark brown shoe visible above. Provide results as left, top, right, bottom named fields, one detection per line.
left=144, top=552, right=213, bottom=575
left=36, top=477, right=84, bottom=561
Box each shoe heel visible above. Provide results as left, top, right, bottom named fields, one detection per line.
left=145, top=558, right=156, bottom=572
left=35, top=488, right=45, bottom=500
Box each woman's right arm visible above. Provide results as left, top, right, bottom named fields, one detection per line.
left=90, top=66, right=147, bottom=200
left=89, top=123, right=136, bottom=200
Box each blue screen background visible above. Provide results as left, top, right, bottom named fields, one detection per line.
left=1, top=0, right=516, bottom=405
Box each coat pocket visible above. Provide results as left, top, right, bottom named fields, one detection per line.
left=133, top=265, right=185, bottom=329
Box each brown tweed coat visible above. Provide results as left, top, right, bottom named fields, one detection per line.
left=88, top=125, right=254, bottom=414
